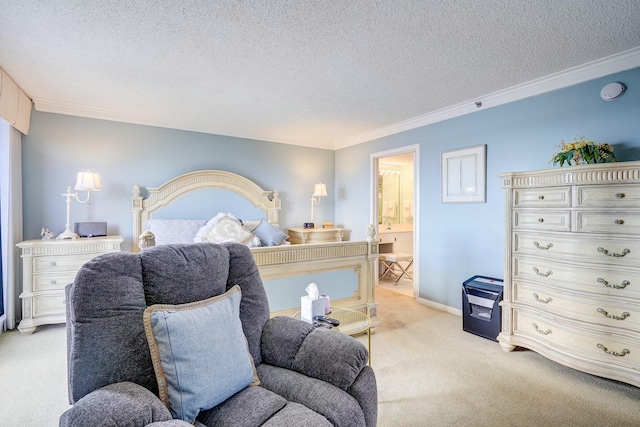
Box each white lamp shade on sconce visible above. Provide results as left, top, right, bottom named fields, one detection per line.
left=313, top=183, right=328, bottom=198
left=74, top=171, right=102, bottom=192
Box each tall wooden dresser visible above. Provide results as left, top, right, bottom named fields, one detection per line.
left=16, top=235, right=123, bottom=334
left=498, top=162, right=640, bottom=387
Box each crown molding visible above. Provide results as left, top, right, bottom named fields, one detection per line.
left=33, top=47, right=640, bottom=151
left=334, top=46, right=640, bottom=150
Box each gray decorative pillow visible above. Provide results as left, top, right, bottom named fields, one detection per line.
left=252, top=219, right=289, bottom=246
left=143, top=285, right=259, bottom=422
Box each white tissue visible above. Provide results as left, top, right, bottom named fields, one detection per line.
left=301, top=283, right=325, bottom=322
left=306, top=282, right=319, bottom=299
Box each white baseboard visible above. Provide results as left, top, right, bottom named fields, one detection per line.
left=416, top=296, right=462, bottom=317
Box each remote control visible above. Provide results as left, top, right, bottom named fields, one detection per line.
left=313, top=315, right=340, bottom=327
left=313, top=321, right=332, bottom=329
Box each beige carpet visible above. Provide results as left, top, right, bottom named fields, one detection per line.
left=366, top=288, right=640, bottom=426
left=1, top=288, right=639, bottom=426
left=377, top=277, right=413, bottom=297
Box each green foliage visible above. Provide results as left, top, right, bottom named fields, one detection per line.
left=550, top=136, right=617, bottom=167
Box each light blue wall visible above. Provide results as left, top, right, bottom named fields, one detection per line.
left=20, top=67, right=640, bottom=313
left=336, top=67, right=640, bottom=310
left=22, top=112, right=336, bottom=250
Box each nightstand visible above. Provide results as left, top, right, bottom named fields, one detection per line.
left=287, top=227, right=348, bottom=244
left=16, top=235, right=123, bottom=334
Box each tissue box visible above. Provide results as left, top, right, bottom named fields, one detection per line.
left=301, top=296, right=327, bottom=322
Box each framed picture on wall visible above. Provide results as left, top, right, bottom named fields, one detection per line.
left=441, top=144, right=486, bottom=203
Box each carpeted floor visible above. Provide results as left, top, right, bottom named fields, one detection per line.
left=377, top=276, right=413, bottom=297
left=1, top=287, right=639, bottom=426
left=366, top=288, right=640, bottom=426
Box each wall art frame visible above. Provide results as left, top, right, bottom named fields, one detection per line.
left=441, top=144, right=486, bottom=203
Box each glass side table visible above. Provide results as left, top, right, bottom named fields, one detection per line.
left=294, top=306, right=372, bottom=365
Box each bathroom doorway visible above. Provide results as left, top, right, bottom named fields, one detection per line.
left=371, top=145, right=419, bottom=298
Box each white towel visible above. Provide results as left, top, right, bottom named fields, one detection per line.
left=403, top=200, right=413, bottom=218
left=384, top=201, right=397, bottom=217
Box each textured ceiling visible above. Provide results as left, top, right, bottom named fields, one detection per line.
left=2, top=1, right=640, bottom=149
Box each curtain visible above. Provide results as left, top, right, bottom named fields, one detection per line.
left=0, top=119, right=23, bottom=331
left=0, top=68, right=31, bottom=135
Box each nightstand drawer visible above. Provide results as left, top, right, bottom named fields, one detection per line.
left=33, top=273, right=78, bottom=291
left=32, top=293, right=67, bottom=318
left=34, top=254, right=95, bottom=273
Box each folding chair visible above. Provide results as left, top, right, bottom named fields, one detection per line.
left=379, top=252, right=413, bottom=284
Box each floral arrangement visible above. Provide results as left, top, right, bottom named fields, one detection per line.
left=550, top=136, right=617, bottom=167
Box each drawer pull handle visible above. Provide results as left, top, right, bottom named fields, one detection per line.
left=597, top=308, right=630, bottom=321
left=532, top=323, right=552, bottom=335
left=597, top=278, right=630, bottom=289
left=538, top=195, right=544, bottom=200
left=597, top=247, right=631, bottom=257
left=597, top=343, right=630, bottom=357
left=533, top=267, right=553, bottom=277
left=537, top=218, right=544, bottom=223
left=533, top=241, right=553, bottom=250
left=615, top=193, right=625, bottom=198
left=50, top=261, right=57, bottom=266
left=614, top=219, right=624, bottom=225
left=533, top=293, right=552, bottom=304
left=50, top=280, right=56, bottom=285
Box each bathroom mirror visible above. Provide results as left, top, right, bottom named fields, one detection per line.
left=378, top=164, right=402, bottom=224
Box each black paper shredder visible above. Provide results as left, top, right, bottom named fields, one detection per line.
left=462, top=275, right=503, bottom=341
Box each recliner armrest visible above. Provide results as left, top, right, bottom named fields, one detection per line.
left=59, top=381, right=187, bottom=427
left=261, top=316, right=369, bottom=390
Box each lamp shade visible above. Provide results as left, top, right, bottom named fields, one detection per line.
left=313, top=183, right=327, bottom=197
left=74, top=171, right=102, bottom=191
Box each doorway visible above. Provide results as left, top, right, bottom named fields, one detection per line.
left=371, top=145, right=419, bottom=298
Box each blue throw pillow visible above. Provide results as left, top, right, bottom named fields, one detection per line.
left=143, top=285, right=259, bottom=423
left=252, top=219, right=289, bottom=246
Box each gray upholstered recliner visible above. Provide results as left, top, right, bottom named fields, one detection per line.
left=60, top=243, right=377, bottom=427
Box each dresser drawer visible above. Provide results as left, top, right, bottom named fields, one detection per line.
left=513, top=309, right=640, bottom=369
left=513, top=211, right=570, bottom=231
left=513, top=231, right=640, bottom=268
left=513, top=280, right=640, bottom=331
left=575, top=211, right=640, bottom=235
left=33, top=273, right=78, bottom=291
left=33, top=254, right=96, bottom=274
left=513, top=187, right=571, bottom=208
left=576, top=184, right=640, bottom=208
left=32, top=292, right=66, bottom=318
left=512, top=256, right=640, bottom=299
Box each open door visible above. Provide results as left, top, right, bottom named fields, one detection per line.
left=371, top=145, right=419, bottom=299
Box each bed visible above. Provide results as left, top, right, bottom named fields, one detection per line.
left=131, top=170, right=379, bottom=327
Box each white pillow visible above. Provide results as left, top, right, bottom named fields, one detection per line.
left=194, top=213, right=261, bottom=247
left=144, top=219, right=206, bottom=245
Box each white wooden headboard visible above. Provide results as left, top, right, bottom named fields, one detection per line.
left=131, top=170, right=281, bottom=252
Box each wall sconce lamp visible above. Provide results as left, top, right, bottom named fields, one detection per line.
left=57, top=171, right=102, bottom=239
left=304, top=183, right=327, bottom=229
